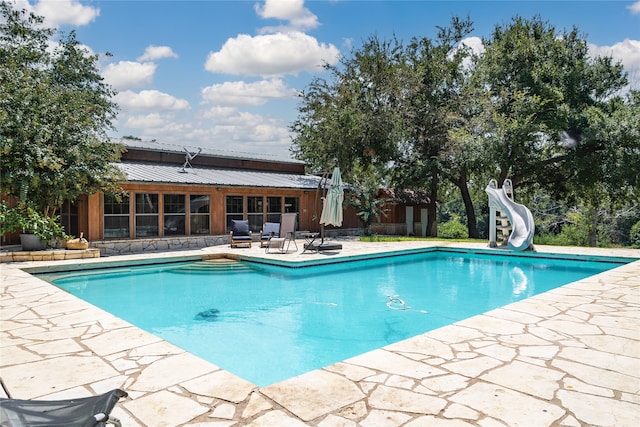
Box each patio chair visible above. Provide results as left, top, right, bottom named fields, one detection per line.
left=266, top=213, right=298, bottom=254
left=260, top=222, right=281, bottom=248
left=229, top=219, right=252, bottom=248
left=0, top=388, right=128, bottom=427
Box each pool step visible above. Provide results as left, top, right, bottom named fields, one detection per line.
left=173, top=259, right=255, bottom=274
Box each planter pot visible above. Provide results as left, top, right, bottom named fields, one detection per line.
left=20, top=233, right=47, bottom=251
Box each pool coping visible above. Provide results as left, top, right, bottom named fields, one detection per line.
left=1, top=240, right=639, bottom=426
left=20, top=244, right=638, bottom=274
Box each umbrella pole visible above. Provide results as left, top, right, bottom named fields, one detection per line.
left=320, top=172, right=327, bottom=244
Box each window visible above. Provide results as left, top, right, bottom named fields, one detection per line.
left=60, top=200, right=79, bottom=237
left=247, top=196, right=263, bottom=232
left=226, top=196, right=243, bottom=231
left=104, top=194, right=130, bottom=238
left=135, top=193, right=159, bottom=237
left=266, top=196, right=282, bottom=223
left=164, top=194, right=185, bottom=235
left=284, top=197, right=299, bottom=213
left=190, top=195, right=210, bottom=235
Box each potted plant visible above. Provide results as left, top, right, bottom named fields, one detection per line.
left=0, top=202, right=68, bottom=250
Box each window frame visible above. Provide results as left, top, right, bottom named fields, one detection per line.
left=189, top=194, right=211, bottom=235
left=225, top=195, right=244, bottom=232
left=134, top=193, right=160, bottom=237
left=103, top=193, right=131, bottom=239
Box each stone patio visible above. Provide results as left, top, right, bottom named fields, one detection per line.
left=1, top=240, right=638, bottom=426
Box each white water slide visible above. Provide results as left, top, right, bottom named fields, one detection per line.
left=485, top=180, right=535, bottom=251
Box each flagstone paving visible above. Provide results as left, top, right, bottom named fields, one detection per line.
left=1, top=240, right=639, bottom=426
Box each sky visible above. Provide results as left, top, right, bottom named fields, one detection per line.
left=9, top=0, right=640, bottom=160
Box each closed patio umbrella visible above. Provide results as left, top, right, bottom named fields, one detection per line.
left=320, top=167, right=344, bottom=227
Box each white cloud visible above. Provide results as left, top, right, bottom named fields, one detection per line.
left=205, top=31, right=340, bottom=77
left=115, top=90, right=190, bottom=111
left=627, top=1, right=640, bottom=14
left=590, top=39, right=640, bottom=88
left=201, top=79, right=297, bottom=106
left=102, top=61, right=157, bottom=90
left=137, top=45, right=178, bottom=62
left=453, top=36, right=485, bottom=70
left=255, top=0, right=319, bottom=32
left=29, top=0, right=99, bottom=27
left=192, top=109, right=292, bottom=152
left=116, top=107, right=293, bottom=157
left=124, top=113, right=173, bottom=129
left=460, top=36, right=485, bottom=56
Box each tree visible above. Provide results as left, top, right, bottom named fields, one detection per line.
left=471, top=16, right=633, bottom=246
left=392, top=16, right=475, bottom=236
left=0, top=2, right=124, bottom=218
left=473, top=16, right=629, bottom=191
left=564, top=91, right=640, bottom=245
left=290, top=35, right=404, bottom=180
left=292, top=18, right=476, bottom=236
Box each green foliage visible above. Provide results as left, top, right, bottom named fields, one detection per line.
left=630, top=221, right=640, bottom=248
left=290, top=14, right=634, bottom=246
left=534, top=210, right=620, bottom=247
left=438, top=214, right=468, bottom=239
left=529, top=190, right=639, bottom=248
left=0, top=201, right=67, bottom=242
left=474, top=16, right=632, bottom=206
left=291, top=17, right=476, bottom=236
left=0, top=2, right=125, bottom=217
left=536, top=223, right=588, bottom=247
left=345, top=168, right=388, bottom=235
left=290, top=34, right=405, bottom=180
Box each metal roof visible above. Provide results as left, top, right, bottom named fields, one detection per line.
left=117, top=139, right=305, bottom=165
left=116, top=161, right=323, bottom=189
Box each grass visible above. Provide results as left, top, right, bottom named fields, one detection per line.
left=360, top=235, right=638, bottom=249
left=359, top=235, right=486, bottom=244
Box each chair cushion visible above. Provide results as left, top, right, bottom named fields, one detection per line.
left=261, top=222, right=280, bottom=238
left=231, top=220, right=250, bottom=236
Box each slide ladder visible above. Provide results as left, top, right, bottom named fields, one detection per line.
left=496, top=179, right=513, bottom=246
left=486, top=179, right=535, bottom=251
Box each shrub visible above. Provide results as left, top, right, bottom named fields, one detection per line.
left=631, top=220, right=640, bottom=248
left=0, top=202, right=67, bottom=243
left=438, top=214, right=468, bottom=239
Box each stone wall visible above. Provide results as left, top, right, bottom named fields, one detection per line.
left=1, top=228, right=366, bottom=260
left=92, top=229, right=363, bottom=256
left=90, top=235, right=228, bottom=256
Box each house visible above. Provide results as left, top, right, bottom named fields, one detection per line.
left=371, top=188, right=431, bottom=236
left=56, top=140, right=363, bottom=254
left=2, top=140, right=432, bottom=255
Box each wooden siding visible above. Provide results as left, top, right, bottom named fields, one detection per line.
left=86, top=183, right=344, bottom=240
left=3, top=187, right=427, bottom=244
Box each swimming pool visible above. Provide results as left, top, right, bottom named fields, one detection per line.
left=45, top=249, right=627, bottom=386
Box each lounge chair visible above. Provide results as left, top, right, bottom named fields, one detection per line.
left=229, top=219, right=252, bottom=248
left=265, top=213, right=298, bottom=253
left=0, top=388, right=128, bottom=427
left=260, top=222, right=280, bottom=248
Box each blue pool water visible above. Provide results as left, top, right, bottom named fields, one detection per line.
left=47, top=250, right=626, bottom=386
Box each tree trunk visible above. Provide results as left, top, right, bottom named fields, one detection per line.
left=427, top=169, right=438, bottom=236
left=498, top=168, right=509, bottom=187
left=455, top=174, right=478, bottom=239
